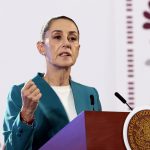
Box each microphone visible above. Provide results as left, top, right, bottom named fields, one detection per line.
left=114, top=92, right=133, bottom=111
left=90, top=95, right=95, bottom=111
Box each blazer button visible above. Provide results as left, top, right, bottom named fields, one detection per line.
left=18, top=127, right=23, bottom=133
left=16, top=132, right=21, bottom=137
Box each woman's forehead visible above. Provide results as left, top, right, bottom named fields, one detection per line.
left=49, top=19, right=78, bottom=33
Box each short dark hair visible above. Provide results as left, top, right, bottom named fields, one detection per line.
left=41, top=16, right=79, bottom=41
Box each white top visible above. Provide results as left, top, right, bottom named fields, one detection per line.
left=51, top=85, right=77, bottom=121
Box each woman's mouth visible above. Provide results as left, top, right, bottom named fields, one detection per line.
left=59, top=52, right=71, bottom=57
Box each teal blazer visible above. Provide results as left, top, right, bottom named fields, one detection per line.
left=3, top=73, right=102, bottom=150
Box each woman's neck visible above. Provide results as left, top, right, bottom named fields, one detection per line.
left=44, top=66, right=71, bottom=86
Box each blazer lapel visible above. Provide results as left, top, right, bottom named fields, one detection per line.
left=32, top=73, right=69, bottom=122
left=70, top=80, right=88, bottom=115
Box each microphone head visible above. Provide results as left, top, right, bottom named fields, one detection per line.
left=114, top=92, right=126, bottom=104
left=90, top=95, right=94, bottom=105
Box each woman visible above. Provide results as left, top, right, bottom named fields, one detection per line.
left=3, top=16, right=102, bottom=150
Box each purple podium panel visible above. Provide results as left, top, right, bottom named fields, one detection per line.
left=40, top=112, right=87, bottom=150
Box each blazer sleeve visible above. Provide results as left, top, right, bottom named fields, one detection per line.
left=3, top=85, right=36, bottom=150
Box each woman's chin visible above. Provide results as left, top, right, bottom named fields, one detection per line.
left=60, top=64, right=73, bottom=68
left=58, top=60, right=74, bottom=67
left=53, top=62, right=73, bottom=69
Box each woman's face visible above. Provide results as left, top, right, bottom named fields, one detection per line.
left=42, top=19, right=80, bottom=69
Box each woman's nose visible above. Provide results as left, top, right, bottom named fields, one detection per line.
left=63, top=37, right=69, bottom=44
left=62, top=38, right=71, bottom=48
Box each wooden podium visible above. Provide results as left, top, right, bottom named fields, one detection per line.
left=40, top=111, right=129, bottom=150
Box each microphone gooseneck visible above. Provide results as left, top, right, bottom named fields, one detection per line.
left=114, top=92, right=133, bottom=111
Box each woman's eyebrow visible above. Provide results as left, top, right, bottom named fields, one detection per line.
left=69, top=31, right=78, bottom=34
left=51, top=30, right=62, bottom=34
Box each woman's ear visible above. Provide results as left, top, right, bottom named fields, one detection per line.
left=78, top=44, right=80, bottom=52
left=78, top=44, right=80, bottom=49
left=36, top=41, right=45, bottom=55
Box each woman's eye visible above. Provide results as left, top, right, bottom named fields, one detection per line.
left=53, top=36, right=61, bottom=40
left=69, top=37, right=77, bottom=41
